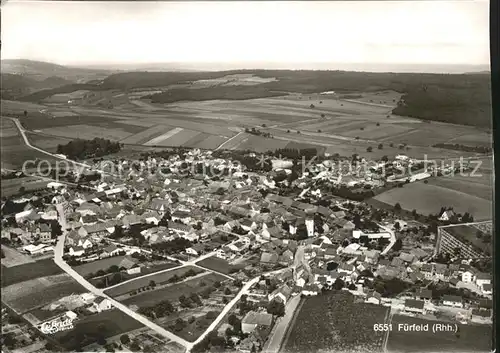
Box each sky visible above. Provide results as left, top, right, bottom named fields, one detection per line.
left=1, top=1, right=490, bottom=70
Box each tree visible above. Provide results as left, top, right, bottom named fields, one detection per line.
left=355, top=136, right=360, bottom=140
left=149, top=280, right=156, bottom=288
left=267, top=300, right=285, bottom=317
left=367, top=146, right=373, bottom=152
left=378, top=143, right=383, bottom=150
left=120, top=334, right=130, bottom=345
left=393, top=238, right=403, bottom=251
left=394, top=222, right=401, bottom=231
left=333, top=278, right=345, bottom=290
left=376, top=122, right=380, bottom=126
left=310, top=104, right=315, bottom=108
left=394, top=203, right=402, bottom=212
left=381, top=155, right=389, bottom=162
left=348, top=283, right=356, bottom=290
left=19, top=186, right=26, bottom=194
left=24, top=110, right=28, bottom=117
left=287, top=129, right=290, bottom=133
left=224, top=287, right=232, bottom=295
left=262, top=123, right=267, bottom=127
left=321, top=113, right=325, bottom=118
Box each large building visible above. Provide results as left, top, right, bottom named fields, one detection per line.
left=436, top=221, right=492, bottom=259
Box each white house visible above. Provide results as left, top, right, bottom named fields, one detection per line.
left=366, top=291, right=382, bottom=305
left=91, top=297, right=113, bottom=313
left=69, top=246, right=85, bottom=257
left=461, top=269, right=476, bottom=284
left=301, top=284, right=320, bottom=296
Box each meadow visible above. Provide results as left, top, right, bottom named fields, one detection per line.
left=387, top=315, right=492, bottom=353
left=1, top=258, right=63, bottom=287
left=120, top=272, right=227, bottom=308
left=104, top=266, right=204, bottom=298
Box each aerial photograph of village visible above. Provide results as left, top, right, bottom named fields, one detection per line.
left=0, top=1, right=494, bottom=353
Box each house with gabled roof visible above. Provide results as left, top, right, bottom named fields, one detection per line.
left=404, top=299, right=425, bottom=314
left=442, top=295, right=463, bottom=308
left=268, top=284, right=292, bottom=304
left=260, top=252, right=279, bottom=266
left=366, top=291, right=382, bottom=305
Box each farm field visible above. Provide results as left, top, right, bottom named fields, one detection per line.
left=54, top=309, right=145, bottom=350
left=196, top=256, right=244, bottom=275
left=282, top=291, right=389, bottom=353
left=121, top=272, right=228, bottom=308
left=104, top=266, right=203, bottom=298
left=387, top=315, right=492, bottom=353
left=1, top=258, right=63, bottom=287
left=0, top=119, right=58, bottom=169
left=373, top=181, right=492, bottom=220
left=426, top=173, right=493, bottom=201
left=73, top=256, right=136, bottom=276
left=38, top=124, right=133, bottom=141
left=2, top=274, right=87, bottom=313
left=1, top=245, right=36, bottom=267
left=0, top=176, right=50, bottom=197
left=26, top=132, right=73, bottom=152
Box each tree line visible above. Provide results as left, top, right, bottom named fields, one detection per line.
left=56, top=138, right=121, bottom=160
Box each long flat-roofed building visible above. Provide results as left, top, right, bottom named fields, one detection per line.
left=436, top=221, right=492, bottom=259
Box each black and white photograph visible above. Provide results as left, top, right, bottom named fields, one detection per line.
left=0, top=1, right=494, bottom=353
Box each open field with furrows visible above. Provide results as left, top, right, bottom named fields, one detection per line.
left=282, top=291, right=389, bottom=353
left=26, top=132, right=73, bottom=151
left=0, top=119, right=57, bottom=168
left=1, top=258, right=64, bottom=287
left=387, top=315, right=492, bottom=353
left=2, top=274, right=87, bottom=313
left=0, top=176, right=50, bottom=197
left=121, top=272, right=228, bottom=308
left=426, top=173, right=493, bottom=201
left=1, top=99, right=48, bottom=114
left=54, top=309, right=145, bottom=350
left=1, top=245, right=36, bottom=267
left=373, top=180, right=492, bottom=220
left=104, top=266, right=204, bottom=298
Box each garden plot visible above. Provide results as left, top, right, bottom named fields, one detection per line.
left=191, top=135, right=228, bottom=150
left=339, top=124, right=415, bottom=140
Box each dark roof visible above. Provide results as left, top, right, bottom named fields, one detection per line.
left=442, top=295, right=462, bottom=303
left=417, top=288, right=432, bottom=299
left=405, top=299, right=425, bottom=310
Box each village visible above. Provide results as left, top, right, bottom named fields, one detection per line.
left=1, top=148, right=493, bottom=353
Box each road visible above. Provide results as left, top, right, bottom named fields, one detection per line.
left=377, top=223, right=396, bottom=256
left=214, top=131, right=243, bottom=151
left=8, top=117, right=120, bottom=178
left=188, top=268, right=286, bottom=352
left=53, top=203, right=191, bottom=349
left=261, top=294, right=302, bottom=353
left=382, top=310, right=394, bottom=353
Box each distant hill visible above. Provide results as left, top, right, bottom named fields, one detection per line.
left=12, top=68, right=492, bottom=129
left=1, top=73, right=75, bottom=100
left=1, top=59, right=115, bottom=82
